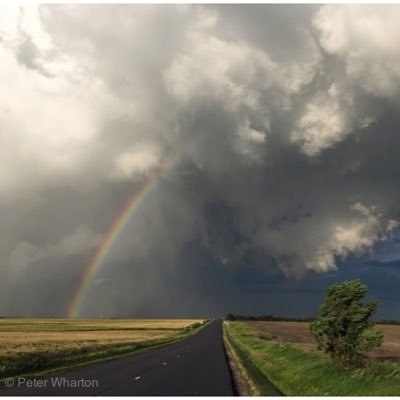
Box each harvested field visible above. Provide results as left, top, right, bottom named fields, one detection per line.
left=0, top=318, right=201, bottom=331
left=0, top=319, right=205, bottom=379
left=247, top=321, right=400, bottom=361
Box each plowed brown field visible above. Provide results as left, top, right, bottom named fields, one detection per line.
left=247, top=321, right=400, bottom=362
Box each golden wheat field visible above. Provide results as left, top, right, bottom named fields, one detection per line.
left=0, top=319, right=205, bottom=379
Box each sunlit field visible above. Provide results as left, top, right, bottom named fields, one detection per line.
left=0, top=319, right=205, bottom=379
left=0, top=318, right=202, bottom=331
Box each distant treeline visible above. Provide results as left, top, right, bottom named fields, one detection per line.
left=225, top=314, right=400, bottom=325
left=225, top=314, right=315, bottom=322
left=375, top=319, right=400, bottom=325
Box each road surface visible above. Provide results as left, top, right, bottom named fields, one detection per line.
left=0, top=320, right=236, bottom=396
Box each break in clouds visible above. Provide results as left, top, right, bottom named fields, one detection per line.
left=1, top=4, right=400, bottom=317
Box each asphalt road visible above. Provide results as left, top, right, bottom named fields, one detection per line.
left=0, top=320, right=236, bottom=396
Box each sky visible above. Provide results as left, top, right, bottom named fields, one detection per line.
left=0, top=4, right=400, bottom=319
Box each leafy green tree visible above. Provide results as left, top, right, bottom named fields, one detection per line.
left=310, top=279, right=383, bottom=369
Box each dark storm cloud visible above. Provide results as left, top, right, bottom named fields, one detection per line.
left=1, top=4, right=400, bottom=317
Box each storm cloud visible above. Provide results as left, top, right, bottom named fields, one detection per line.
left=1, top=4, right=400, bottom=318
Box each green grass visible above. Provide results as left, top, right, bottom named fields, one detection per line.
left=0, top=319, right=207, bottom=380
left=224, top=326, right=281, bottom=396
left=225, top=321, right=400, bottom=396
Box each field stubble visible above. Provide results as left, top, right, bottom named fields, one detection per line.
left=0, top=319, right=204, bottom=379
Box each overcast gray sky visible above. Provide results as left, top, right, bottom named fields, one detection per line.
left=1, top=4, right=400, bottom=318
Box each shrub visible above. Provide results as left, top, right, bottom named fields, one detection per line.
left=310, top=279, right=383, bottom=370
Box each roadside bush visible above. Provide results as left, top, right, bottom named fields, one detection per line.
left=310, top=279, right=383, bottom=370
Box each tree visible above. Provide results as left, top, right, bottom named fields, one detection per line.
left=310, top=279, right=383, bottom=370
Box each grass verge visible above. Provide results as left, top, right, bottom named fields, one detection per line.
left=224, top=322, right=281, bottom=396
left=223, top=325, right=252, bottom=395
left=225, top=321, right=400, bottom=396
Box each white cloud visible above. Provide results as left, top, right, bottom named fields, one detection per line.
left=305, top=203, right=397, bottom=272
left=164, top=34, right=276, bottom=113
left=113, top=144, right=161, bottom=180
left=291, top=85, right=351, bottom=156
left=237, top=120, right=266, bottom=144
left=0, top=4, right=126, bottom=199
left=314, top=5, right=400, bottom=98
left=231, top=119, right=267, bottom=162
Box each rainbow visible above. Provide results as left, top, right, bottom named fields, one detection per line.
left=66, top=174, right=160, bottom=318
